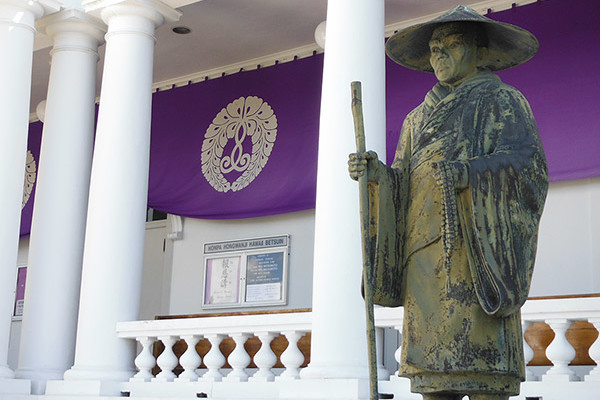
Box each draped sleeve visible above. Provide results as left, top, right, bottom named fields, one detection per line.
left=457, top=85, right=549, bottom=317
left=367, top=109, right=415, bottom=307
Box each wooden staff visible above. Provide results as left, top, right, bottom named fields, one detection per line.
left=350, top=81, right=379, bottom=400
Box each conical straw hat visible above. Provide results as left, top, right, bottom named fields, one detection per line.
left=386, top=5, right=538, bottom=72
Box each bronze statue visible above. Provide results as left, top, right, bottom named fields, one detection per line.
left=348, top=6, right=549, bottom=400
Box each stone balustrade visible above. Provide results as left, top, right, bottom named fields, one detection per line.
left=116, top=297, right=600, bottom=399
left=116, top=311, right=311, bottom=397
left=520, top=296, right=600, bottom=383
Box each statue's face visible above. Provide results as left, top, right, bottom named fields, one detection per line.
left=429, top=24, right=479, bottom=85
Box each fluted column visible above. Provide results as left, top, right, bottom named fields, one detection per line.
left=57, top=0, right=180, bottom=394
left=301, top=0, right=386, bottom=381
left=0, top=0, right=58, bottom=387
left=15, top=10, right=105, bottom=395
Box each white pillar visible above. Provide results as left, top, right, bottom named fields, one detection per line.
left=15, top=10, right=105, bottom=395
left=57, top=0, right=180, bottom=394
left=0, top=0, right=57, bottom=385
left=301, top=0, right=386, bottom=380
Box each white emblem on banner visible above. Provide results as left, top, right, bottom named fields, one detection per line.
left=201, top=96, right=278, bottom=192
left=22, top=150, right=36, bottom=209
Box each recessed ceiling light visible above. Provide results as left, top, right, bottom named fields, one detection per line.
left=172, top=26, right=191, bottom=35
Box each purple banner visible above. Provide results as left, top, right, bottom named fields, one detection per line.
left=386, top=0, right=600, bottom=181
left=147, top=55, right=322, bottom=219
left=493, top=0, right=600, bottom=181
left=20, top=121, right=42, bottom=236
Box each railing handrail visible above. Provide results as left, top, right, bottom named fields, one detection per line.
left=118, top=296, right=600, bottom=337
left=117, top=310, right=312, bottom=338
left=521, top=296, right=600, bottom=321
left=154, top=308, right=313, bottom=320
left=373, top=297, right=600, bottom=327
left=374, top=306, right=403, bottom=327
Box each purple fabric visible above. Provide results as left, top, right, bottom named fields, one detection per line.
left=20, top=121, right=42, bottom=236
left=492, top=0, right=600, bottom=181
left=385, top=0, right=600, bottom=181
left=147, top=55, right=322, bottom=219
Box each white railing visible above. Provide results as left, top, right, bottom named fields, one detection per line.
left=117, top=297, right=600, bottom=399
left=521, top=296, right=600, bottom=382
left=117, top=312, right=311, bottom=397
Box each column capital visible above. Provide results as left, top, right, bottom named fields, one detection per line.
left=0, top=0, right=60, bottom=30
left=0, top=0, right=61, bottom=15
left=36, top=9, right=107, bottom=50
left=84, top=0, right=181, bottom=27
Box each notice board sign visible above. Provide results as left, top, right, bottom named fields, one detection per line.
left=204, top=256, right=242, bottom=306
left=245, top=252, right=284, bottom=303
left=202, top=235, right=289, bottom=308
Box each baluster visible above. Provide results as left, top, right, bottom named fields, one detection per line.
left=584, top=318, right=600, bottom=381
left=376, top=327, right=390, bottom=380
left=131, top=336, right=157, bottom=382
left=224, top=333, right=251, bottom=382
left=153, top=336, right=179, bottom=382
left=542, top=319, right=578, bottom=381
left=276, top=330, right=306, bottom=380
left=201, top=334, right=226, bottom=382
left=522, top=320, right=537, bottom=381
left=249, top=332, right=277, bottom=382
left=390, top=325, right=402, bottom=381
left=176, top=335, right=202, bottom=382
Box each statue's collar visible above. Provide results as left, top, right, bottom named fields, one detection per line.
left=424, top=71, right=499, bottom=108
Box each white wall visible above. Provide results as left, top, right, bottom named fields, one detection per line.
left=139, top=220, right=171, bottom=320
left=530, top=177, right=600, bottom=296
left=168, top=209, right=315, bottom=316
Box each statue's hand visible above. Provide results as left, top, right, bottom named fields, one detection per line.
left=348, top=151, right=380, bottom=182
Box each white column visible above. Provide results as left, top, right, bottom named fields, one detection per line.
left=58, top=0, right=180, bottom=393
left=15, top=10, right=105, bottom=395
left=301, top=0, right=386, bottom=380
left=0, top=0, right=57, bottom=386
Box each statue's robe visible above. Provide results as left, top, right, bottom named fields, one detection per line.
left=370, top=71, right=548, bottom=395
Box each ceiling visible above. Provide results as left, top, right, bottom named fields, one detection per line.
left=29, top=0, right=510, bottom=116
